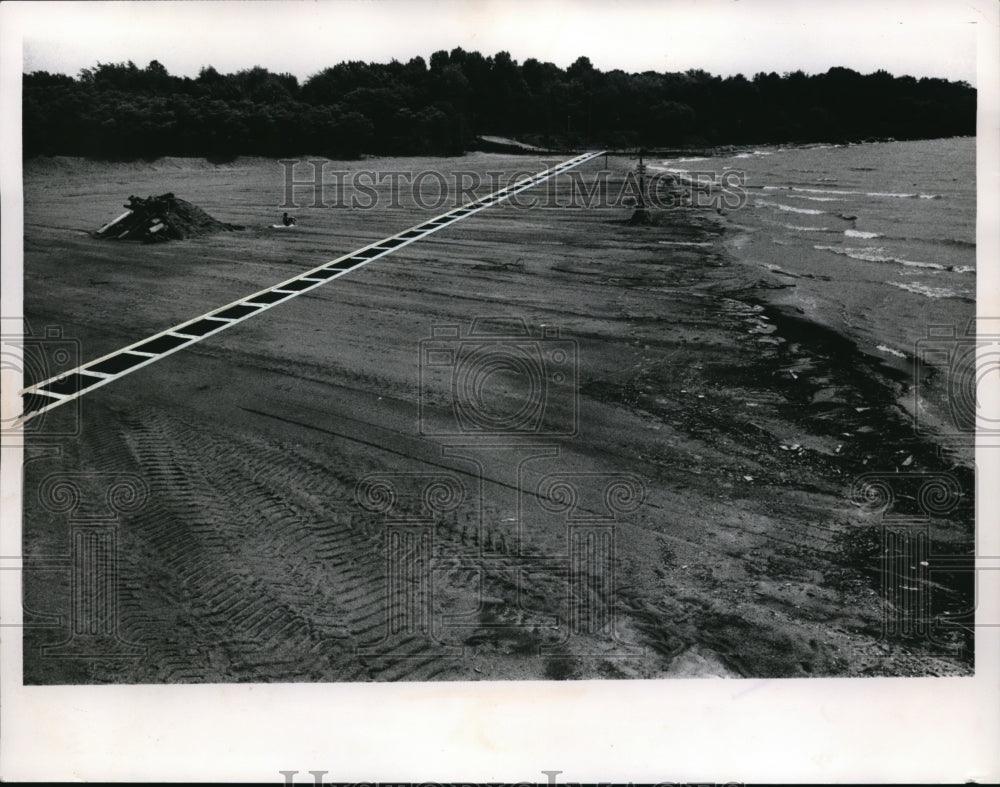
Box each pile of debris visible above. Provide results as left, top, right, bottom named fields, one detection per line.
left=93, top=193, right=241, bottom=242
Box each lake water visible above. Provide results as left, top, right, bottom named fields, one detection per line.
left=655, top=137, right=977, bottom=455
left=661, top=137, right=975, bottom=351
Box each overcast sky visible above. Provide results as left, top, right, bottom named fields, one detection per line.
left=13, top=0, right=984, bottom=86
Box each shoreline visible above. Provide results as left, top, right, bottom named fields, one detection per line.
left=711, top=199, right=976, bottom=473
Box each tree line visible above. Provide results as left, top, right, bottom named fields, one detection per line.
left=23, top=50, right=976, bottom=160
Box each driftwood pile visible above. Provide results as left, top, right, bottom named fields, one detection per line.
left=93, top=193, right=240, bottom=242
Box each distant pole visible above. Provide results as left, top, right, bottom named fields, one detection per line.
left=630, top=148, right=651, bottom=225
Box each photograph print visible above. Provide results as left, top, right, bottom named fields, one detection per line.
left=6, top=0, right=987, bottom=691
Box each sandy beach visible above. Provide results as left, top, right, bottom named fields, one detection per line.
left=20, top=153, right=973, bottom=683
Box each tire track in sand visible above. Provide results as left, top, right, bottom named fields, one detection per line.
left=93, top=409, right=474, bottom=681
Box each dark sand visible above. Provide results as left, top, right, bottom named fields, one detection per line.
left=21, top=154, right=973, bottom=682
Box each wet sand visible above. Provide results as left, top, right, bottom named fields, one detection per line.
left=20, top=154, right=973, bottom=682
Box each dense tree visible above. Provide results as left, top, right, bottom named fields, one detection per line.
left=22, top=56, right=976, bottom=160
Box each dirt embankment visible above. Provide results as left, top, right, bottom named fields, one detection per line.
left=21, top=155, right=972, bottom=683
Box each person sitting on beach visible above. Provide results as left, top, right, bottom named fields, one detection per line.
left=282, top=212, right=296, bottom=226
